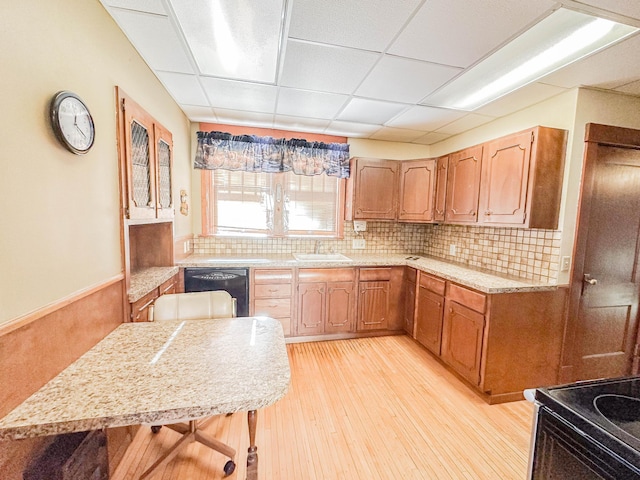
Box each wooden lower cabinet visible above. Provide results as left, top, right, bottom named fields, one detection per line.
left=251, top=268, right=294, bottom=336
left=357, top=267, right=404, bottom=332
left=441, top=299, right=485, bottom=386
left=414, top=276, right=445, bottom=356
left=130, top=273, right=179, bottom=322
left=403, top=268, right=417, bottom=336
left=297, top=268, right=356, bottom=336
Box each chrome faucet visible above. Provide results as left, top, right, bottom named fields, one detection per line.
left=314, top=240, right=323, bottom=254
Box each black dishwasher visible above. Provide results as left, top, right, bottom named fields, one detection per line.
left=184, top=268, right=249, bottom=317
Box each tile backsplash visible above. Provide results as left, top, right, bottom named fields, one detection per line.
left=193, top=222, right=561, bottom=283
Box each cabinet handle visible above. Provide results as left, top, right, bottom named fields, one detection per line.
left=268, top=288, right=278, bottom=293
left=470, top=211, right=476, bottom=216
left=484, top=210, right=492, bottom=216
left=449, top=307, right=453, bottom=313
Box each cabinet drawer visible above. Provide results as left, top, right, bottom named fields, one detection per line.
left=419, top=271, right=446, bottom=296
left=254, top=298, right=291, bottom=318
left=447, top=283, right=486, bottom=313
left=254, top=268, right=293, bottom=284
left=254, top=283, right=292, bottom=298
left=359, top=267, right=392, bottom=281
left=298, top=268, right=355, bottom=283
left=158, top=275, right=177, bottom=295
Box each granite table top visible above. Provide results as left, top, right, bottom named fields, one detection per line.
left=0, top=317, right=291, bottom=441
left=176, top=253, right=562, bottom=294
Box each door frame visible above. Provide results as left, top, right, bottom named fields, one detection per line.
left=559, top=123, right=640, bottom=382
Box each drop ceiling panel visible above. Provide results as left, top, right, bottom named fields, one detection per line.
left=104, top=0, right=165, bottom=15
left=385, top=105, right=466, bottom=131
left=570, top=0, right=640, bottom=20
left=276, top=89, right=349, bottom=119
left=615, top=79, right=640, bottom=95
left=413, top=131, right=452, bottom=145
left=475, top=82, right=568, bottom=117
left=288, top=0, right=422, bottom=51
left=110, top=9, right=194, bottom=74
left=435, top=113, right=494, bottom=135
left=370, top=127, right=425, bottom=142
left=213, top=109, right=275, bottom=128
left=200, top=77, right=278, bottom=113
left=180, top=105, right=216, bottom=122
left=356, top=55, right=461, bottom=103
left=337, top=98, right=408, bottom=125
left=156, top=72, right=208, bottom=106
left=280, top=40, right=380, bottom=94
left=325, top=121, right=382, bottom=137
left=388, top=0, right=555, bottom=68
left=273, top=116, right=331, bottom=133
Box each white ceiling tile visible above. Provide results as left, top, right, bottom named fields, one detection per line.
left=337, top=98, right=408, bottom=124
left=614, top=79, right=640, bottom=95
left=111, top=9, right=194, bottom=73
left=435, top=113, right=494, bottom=135
left=156, top=72, right=208, bottom=105
left=356, top=55, right=461, bottom=103
left=280, top=40, right=380, bottom=94
left=273, top=116, right=331, bottom=134
left=276, top=89, right=349, bottom=119
left=212, top=109, right=275, bottom=128
left=475, top=82, right=567, bottom=117
left=370, top=127, right=425, bottom=142
left=386, top=105, right=465, bottom=130
left=413, top=132, right=452, bottom=145
left=104, top=0, right=166, bottom=15
left=288, top=0, right=422, bottom=51
left=180, top=105, right=216, bottom=122
left=569, top=0, right=640, bottom=20
left=389, top=0, right=555, bottom=68
left=540, top=34, right=640, bottom=89
left=200, top=78, right=278, bottom=113
left=324, top=121, right=381, bottom=137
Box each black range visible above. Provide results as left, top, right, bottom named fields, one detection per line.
left=531, top=376, right=640, bottom=479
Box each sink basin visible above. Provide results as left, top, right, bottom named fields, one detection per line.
left=594, top=394, right=640, bottom=438
left=293, top=253, right=352, bottom=262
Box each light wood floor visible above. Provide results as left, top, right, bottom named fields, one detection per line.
left=112, top=335, right=534, bottom=480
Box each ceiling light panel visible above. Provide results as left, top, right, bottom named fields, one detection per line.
left=424, top=8, right=638, bottom=111
left=356, top=55, right=462, bottom=103
left=169, top=0, right=285, bottom=83
left=288, top=0, right=422, bottom=51
left=280, top=40, right=380, bottom=94
left=389, top=0, right=555, bottom=68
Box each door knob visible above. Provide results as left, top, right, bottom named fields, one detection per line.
left=583, top=274, right=598, bottom=285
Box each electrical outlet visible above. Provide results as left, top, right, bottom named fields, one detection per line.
left=184, top=241, right=190, bottom=254
left=449, top=244, right=456, bottom=256
left=352, top=239, right=366, bottom=249
left=561, top=255, right=571, bottom=272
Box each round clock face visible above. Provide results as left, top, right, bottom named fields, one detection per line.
left=50, top=91, right=95, bottom=154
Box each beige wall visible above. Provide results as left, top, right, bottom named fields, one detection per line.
left=0, top=0, right=191, bottom=325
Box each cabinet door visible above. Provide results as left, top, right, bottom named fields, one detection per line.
left=433, top=155, right=449, bottom=222
left=398, top=159, right=436, bottom=222
left=297, top=283, right=325, bottom=335
left=441, top=299, right=485, bottom=385
left=403, top=278, right=417, bottom=336
left=357, top=281, right=390, bottom=331
left=122, top=96, right=157, bottom=220
left=154, top=123, right=174, bottom=219
left=325, top=281, right=356, bottom=333
left=353, top=159, right=398, bottom=220
left=479, top=130, right=532, bottom=226
left=415, top=287, right=445, bottom=356
left=445, top=145, right=483, bottom=224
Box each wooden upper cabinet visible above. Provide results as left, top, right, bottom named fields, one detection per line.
left=398, top=159, right=437, bottom=223
left=352, top=158, right=399, bottom=220
left=433, top=155, right=449, bottom=223
left=445, top=145, right=483, bottom=224
left=479, top=126, right=567, bottom=229
left=118, top=87, right=174, bottom=221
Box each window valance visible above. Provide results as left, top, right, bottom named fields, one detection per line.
left=194, top=131, right=350, bottom=178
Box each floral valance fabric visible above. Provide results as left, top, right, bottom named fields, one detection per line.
left=194, top=131, right=350, bottom=178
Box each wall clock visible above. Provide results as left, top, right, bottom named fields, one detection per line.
left=49, top=91, right=95, bottom=154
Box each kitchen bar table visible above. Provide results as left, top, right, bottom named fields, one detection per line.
left=0, top=316, right=291, bottom=480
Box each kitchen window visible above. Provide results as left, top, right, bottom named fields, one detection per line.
left=201, top=169, right=345, bottom=238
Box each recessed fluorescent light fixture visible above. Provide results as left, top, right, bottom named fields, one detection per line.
left=423, top=8, right=638, bottom=111
left=170, top=0, right=286, bottom=83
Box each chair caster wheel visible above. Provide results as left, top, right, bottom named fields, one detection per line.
left=223, top=460, right=236, bottom=476
left=150, top=425, right=162, bottom=434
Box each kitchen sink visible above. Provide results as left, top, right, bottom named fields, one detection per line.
left=595, top=394, right=640, bottom=438
left=293, top=253, right=352, bottom=262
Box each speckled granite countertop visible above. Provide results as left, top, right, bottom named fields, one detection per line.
left=0, top=317, right=290, bottom=440
left=129, top=266, right=180, bottom=303
left=177, top=254, right=561, bottom=294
